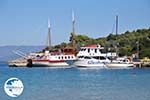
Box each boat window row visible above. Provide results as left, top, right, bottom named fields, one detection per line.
left=58, top=56, right=74, bottom=59
left=78, top=56, right=84, bottom=58
left=78, top=56, right=107, bottom=60
left=78, top=56, right=91, bottom=59
left=80, top=48, right=103, bottom=53
left=87, top=49, right=101, bottom=53
left=93, top=56, right=106, bottom=60
left=84, top=56, right=91, bottom=59
left=80, top=49, right=86, bottom=51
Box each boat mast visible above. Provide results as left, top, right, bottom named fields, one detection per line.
left=71, top=11, right=76, bottom=49
left=72, top=11, right=75, bottom=34
left=47, top=18, right=51, bottom=50
left=115, top=15, right=118, bottom=35
left=115, top=15, right=119, bottom=56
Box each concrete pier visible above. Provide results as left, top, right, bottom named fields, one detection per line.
left=133, top=61, right=142, bottom=68
left=133, top=61, right=150, bottom=67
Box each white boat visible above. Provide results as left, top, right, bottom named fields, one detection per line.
left=32, top=14, right=77, bottom=67
left=32, top=50, right=76, bottom=67
left=8, top=49, right=76, bottom=67
left=106, top=57, right=134, bottom=69
left=31, top=16, right=77, bottom=67
left=74, top=56, right=109, bottom=68
left=8, top=15, right=77, bottom=67
left=74, top=44, right=115, bottom=68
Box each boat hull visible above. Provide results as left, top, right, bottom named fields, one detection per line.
left=106, top=63, right=134, bottom=69
left=8, top=59, right=28, bottom=67
left=8, top=62, right=27, bottom=67
left=74, top=59, right=107, bottom=68
left=32, top=59, right=75, bottom=67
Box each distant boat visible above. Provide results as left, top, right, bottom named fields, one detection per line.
left=8, top=58, right=28, bottom=67
left=8, top=50, right=34, bottom=67
left=106, top=57, right=134, bottom=69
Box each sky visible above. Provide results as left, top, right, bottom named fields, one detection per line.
left=0, top=0, right=150, bottom=46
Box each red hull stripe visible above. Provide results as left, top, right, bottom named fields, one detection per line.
left=33, top=60, right=65, bottom=63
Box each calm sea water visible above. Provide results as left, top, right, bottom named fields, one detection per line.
left=0, top=64, right=150, bottom=100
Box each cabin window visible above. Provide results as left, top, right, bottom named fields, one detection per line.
left=99, top=49, right=102, bottom=53
left=81, top=49, right=84, bottom=51
left=93, top=56, right=99, bottom=60
left=88, top=49, right=90, bottom=53
left=68, top=56, right=70, bottom=59
left=65, top=56, right=67, bottom=59
left=95, top=49, right=97, bottom=53
left=123, top=60, right=126, bottom=62
left=36, top=55, right=40, bottom=57
left=58, top=57, right=60, bottom=59
left=108, top=57, right=112, bottom=60
left=62, top=56, right=63, bottom=59
left=84, top=56, right=91, bottom=59
left=100, top=56, right=106, bottom=60
left=78, top=56, right=84, bottom=58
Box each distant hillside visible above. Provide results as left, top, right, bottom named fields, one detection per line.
left=105, top=28, right=150, bottom=58
left=54, top=28, right=150, bottom=58
left=0, top=46, right=44, bottom=62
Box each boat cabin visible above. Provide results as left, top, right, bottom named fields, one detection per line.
left=77, top=44, right=116, bottom=58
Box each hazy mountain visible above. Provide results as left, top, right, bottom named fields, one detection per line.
left=0, top=46, right=44, bottom=62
